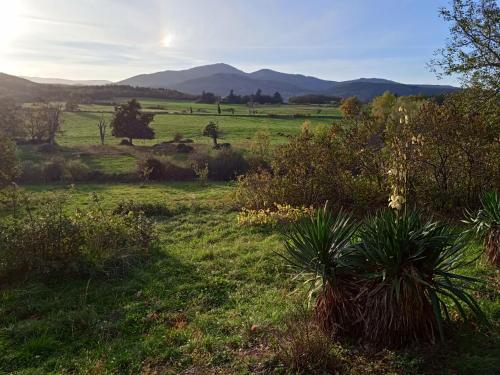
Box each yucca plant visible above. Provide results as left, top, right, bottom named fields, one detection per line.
left=352, top=209, right=487, bottom=346
left=281, top=206, right=361, bottom=335
left=464, top=191, right=500, bottom=266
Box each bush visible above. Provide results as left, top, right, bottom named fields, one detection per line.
left=175, top=143, right=193, bottom=153
left=65, top=159, right=92, bottom=182
left=37, top=143, right=58, bottom=153
left=42, top=159, right=67, bottom=182
left=208, top=149, right=249, bottom=181
left=0, top=136, right=19, bottom=187
left=274, top=309, right=341, bottom=374
left=0, top=196, right=84, bottom=280
left=137, top=157, right=166, bottom=181
left=237, top=204, right=314, bottom=226
left=0, top=192, right=157, bottom=281
left=18, top=161, right=44, bottom=183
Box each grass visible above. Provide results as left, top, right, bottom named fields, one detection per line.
left=18, top=99, right=337, bottom=175
left=0, top=183, right=499, bottom=374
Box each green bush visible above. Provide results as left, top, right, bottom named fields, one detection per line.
left=42, top=158, right=66, bottom=182
left=208, top=149, right=249, bottom=181
left=65, top=159, right=92, bottom=182
left=0, top=192, right=157, bottom=281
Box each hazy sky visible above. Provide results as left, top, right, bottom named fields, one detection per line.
left=0, top=0, right=457, bottom=84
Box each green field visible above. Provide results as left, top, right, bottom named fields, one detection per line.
left=18, top=98, right=339, bottom=175
left=1, top=183, right=498, bottom=374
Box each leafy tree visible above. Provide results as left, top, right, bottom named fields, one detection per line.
left=203, top=121, right=221, bottom=147
left=0, top=135, right=19, bottom=187
left=340, top=96, right=362, bottom=118
left=111, top=99, right=155, bottom=145
left=431, top=0, right=500, bottom=90
left=272, top=92, right=284, bottom=104
left=371, top=91, right=397, bottom=122
left=217, top=102, right=221, bottom=115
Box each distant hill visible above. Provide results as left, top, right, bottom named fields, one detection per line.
left=0, top=72, right=195, bottom=102
left=118, top=63, right=459, bottom=100
left=22, top=76, right=112, bottom=86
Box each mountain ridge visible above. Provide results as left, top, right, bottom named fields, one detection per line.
left=117, top=63, right=458, bottom=101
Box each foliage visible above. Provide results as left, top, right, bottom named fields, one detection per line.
left=65, top=159, right=92, bottom=182
left=208, top=149, right=249, bottom=181
left=0, top=136, right=19, bottom=187
left=0, top=191, right=156, bottom=281
left=431, top=0, right=500, bottom=90
left=250, top=129, right=271, bottom=161
left=464, top=191, right=500, bottom=265
left=202, top=121, right=220, bottom=147
left=339, top=96, right=362, bottom=118
left=352, top=210, right=488, bottom=346
left=237, top=203, right=314, bottom=226
left=97, top=114, right=107, bottom=145
left=111, top=99, right=155, bottom=144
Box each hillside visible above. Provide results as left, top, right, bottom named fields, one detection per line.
left=22, top=76, right=112, bottom=86
left=118, top=63, right=459, bottom=100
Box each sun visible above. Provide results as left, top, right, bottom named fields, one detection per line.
left=0, top=1, right=22, bottom=49
left=161, top=33, right=175, bottom=48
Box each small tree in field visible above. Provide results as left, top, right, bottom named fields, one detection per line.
left=44, top=105, right=63, bottom=146
left=111, top=99, right=155, bottom=145
left=97, top=114, right=108, bottom=145
left=203, top=122, right=221, bottom=148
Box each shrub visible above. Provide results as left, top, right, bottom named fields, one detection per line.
left=18, top=161, right=44, bottom=183
left=65, top=159, right=92, bottom=182
left=173, top=132, right=184, bottom=142
left=208, top=149, right=249, bottom=181
left=42, top=159, right=66, bottom=182
left=175, top=143, right=193, bottom=153
left=237, top=204, right=314, bottom=226
left=352, top=210, right=487, bottom=346
left=37, top=143, right=58, bottom=153
left=274, top=309, right=341, bottom=374
left=0, top=192, right=157, bottom=281
left=464, top=191, right=500, bottom=266
left=0, top=136, right=19, bottom=187
left=0, top=197, right=84, bottom=280
left=137, top=157, right=166, bottom=181
left=113, top=200, right=172, bottom=217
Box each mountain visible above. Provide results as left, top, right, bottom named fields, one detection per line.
left=118, top=63, right=458, bottom=100
left=22, top=77, right=112, bottom=86
left=119, top=63, right=245, bottom=88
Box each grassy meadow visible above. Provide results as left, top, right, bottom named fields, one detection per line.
left=2, top=98, right=499, bottom=374
left=0, top=183, right=498, bottom=374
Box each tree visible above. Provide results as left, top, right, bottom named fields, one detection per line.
left=24, top=108, right=46, bottom=142
left=371, top=91, right=397, bottom=122
left=272, top=92, right=284, bottom=104
left=203, top=122, right=221, bottom=148
left=97, top=114, right=108, bottom=145
left=0, top=99, right=24, bottom=139
left=45, top=105, right=63, bottom=145
left=0, top=135, right=19, bottom=187
left=217, top=102, right=221, bottom=115
left=340, top=96, right=362, bottom=118
left=65, top=100, right=79, bottom=112
left=431, top=0, right=500, bottom=90
left=111, top=99, right=155, bottom=145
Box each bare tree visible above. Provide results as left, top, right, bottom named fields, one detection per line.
left=24, top=108, right=46, bottom=143
left=97, top=114, right=108, bottom=145
left=44, top=105, right=63, bottom=145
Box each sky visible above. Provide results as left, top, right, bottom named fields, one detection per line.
left=0, top=0, right=457, bottom=84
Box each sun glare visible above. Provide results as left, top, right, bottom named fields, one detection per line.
left=0, top=1, right=22, bottom=49
left=161, top=33, right=175, bottom=48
